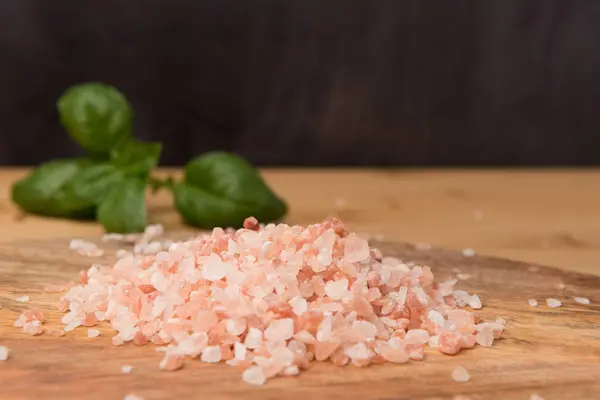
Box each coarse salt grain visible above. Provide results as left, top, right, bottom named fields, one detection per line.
left=0, top=346, right=9, bottom=361
left=461, top=248, right=476, bottom=257
left=452, top=366, right=471, bottom=382
left=546, top=298, right=562, bottom=308
left=124, top=394, right=144, bottom=400
left=87, top=329, right=100, bottom=338
left=528, top=299, right=538, bottom=307
left=15, top=295, right=30, bottom=303
left=22, top=217, right=503, bottom=386
left=121, top=365, right=133, bottom=373
left=574, top=297, right=590, bottom=305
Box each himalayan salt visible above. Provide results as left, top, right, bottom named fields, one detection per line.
left=0, top=346, right=9, bottom=361
left=528, top=299, right=538, bottom=307
left=28, top=217, right=503, bottom=386
left=264, top=319, right=294, bottom=342
left=124, top=394, right=144, bottom=400
left=461, top=248, right=475, bottom=257
left=452, top=366, right=471, bottom=382
left=15, top=295, right=30, bottom=303
left=476, top=326, right=494, bottom=347
left=546, top=298, right=562, bottom=308
left=574, top=297, right=590, bottom=305
left=201, top=346, right=222, bottom=363
left=243, top=366, right=267, bottom=385
left=529, top=394, right=546, bottom=400
left=69, top=239, right=103, bottom=257
left=121, top=365, right=133, bottom=373
left=87, top=329, right=100, bottom=338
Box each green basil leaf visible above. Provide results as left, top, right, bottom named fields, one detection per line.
left=174, top=182, right=258, bottom=228
left=110, top=138, right=162, bottom=177
left=11, top=159, right=96, bottom=219
left=58, top=82, right=132, bottom=154
left=175, top=152, right=287, bottom=228
left=63, top=163, right=125, bottom=207
left=97, top=177, right=147, bottom=233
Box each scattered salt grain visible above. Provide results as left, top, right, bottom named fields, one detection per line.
left=457, top=274, right=471, bottom=280
left=546, top=298, right=562, bottom=308
left=15, top=295, right=30, bottom=303
left=414, top=242, right=432, bottom=251
left=121, top=365, right=133, bottom=374
left=69, top=239, right=103, bottom=257
left=468, top=294, right=482, bottom=309
left=124, top=394, right=144, bottom=400
left=461, top=248, right=476, bottom=257
left=452, top=366, right=471, bottom=382
left=87, top=329, right=100, bottom=338
left=528, top=299, right=538, bottom=307
left=0, top=346, right=9, bottom=361
left=529, top=394, right=545, bottom=400
left=574, top=297, right=590, bottom=305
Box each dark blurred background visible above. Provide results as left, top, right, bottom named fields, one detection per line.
left=1, top=0, right=599, bottom=166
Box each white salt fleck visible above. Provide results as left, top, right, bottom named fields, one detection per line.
left=243, top=365, right=267, bottom=385
left=528, top=299, right=538, bottom=307
left=461, top=248, right=476, bottom=257
left=15, top=295, right=30, bottom=303
left=87, top=329, right=100, bottom=338
left=457, top=274, right=471, bottom=280
left=529, top=394, right=545, bottom=400
left=121, top=365, right=133, bottom=374
left=0, top=346, right=9, bottom=361
left=200, top=346, right=222, bottom=363
left=452, top=366, right=471, bottom=382
left=124, top=394, right=144, bottom=400
left=546, top=298, right=562, bottom=308
left=574, top=297, right=590, bottom=305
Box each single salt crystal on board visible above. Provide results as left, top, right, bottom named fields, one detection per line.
left=414, top=242, right=432, bottom=251
left=546, top=298, right=562, bottom=308
left=0, top=346, right=9, bottom=361
left=121, top=365, right=133, bottom=374
left=124, top=394, right=144, bottom=400
left=529, top=394, right=546, bottom=400
left=15, top=295, right=30, bottom=303
left=574, top=297, right=590, bottom=305
left=457, top=274, right=471, bottom=280
left=452, top=366, right=471, bottom=382
left=468, top=294, right=482, bottom=309
left=476, top=326, right=494, bottom=347
left=461, top=248, right=476, bottom=257
left=87, top=329, right=100, bottom=338
left=528, top=299, right=538, bottom=307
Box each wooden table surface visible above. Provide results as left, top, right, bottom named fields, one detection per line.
left=1, top=168, right=599, bottom=276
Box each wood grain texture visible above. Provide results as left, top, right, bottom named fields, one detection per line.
left=2, top=168, right=600, bottom=276
left=0, top=236, right=599, bottom=400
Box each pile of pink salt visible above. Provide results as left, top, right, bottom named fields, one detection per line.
left=48, top=217, right=503, bottom=385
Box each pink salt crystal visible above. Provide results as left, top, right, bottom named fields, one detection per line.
left=528, top=299, right=538, bottom=307
left=87, top=329, right=100, bottom=338
left=283, top=365, right=300, bottom=376
left=264, top=319, right=294, bottom=342
left=225, top=318, right=247, bottom=336
left=476, top=326, right=494, bottom=347
left=15, top=295, right=30, bottom=303
left=468, top=295, right=482, bottom=309
left=124, top=394, right=144, bottom=400
left=243, top=216, right=260, bottom=231
left=427, top=310, right=445, bottom=326
left=242, top=366, right=267, bottom=386
left=244, top=328, right=263, bottom=349
left=202, top=254, right=227, bottom=281
left=0, top=346, right=9, bottom=361
left=452, top=366, right=471, bottom=382
left=405, top=329, right=430, bottom=345
left=529, top=394, right=546, bottom=400
left=438, top=332, right=463, bottom=355
left=23, top=321, right=44, bottom=336
left=343, top=235, right=370, bottom=263
left=293, top=330, right=317, bottom=345
left=344, top=342, right=370, bottom=361
left=201, top=346, right=222, bottom=363
left=461, top=248, right=475, bottom=257
left=546, top=298, right=562, bottom=308
left=454, top=396, right=472, bottom=400
left=121, top=365, right=133, bottom=374
left=324, top=278, right=349, bottom=300
left=457, top=274, right=471, bottom=281
left=289, top=297, right=308, bottom=316
left=574, top=297, right=590, bottom=305
left=160, top=353, right=184, bottom=371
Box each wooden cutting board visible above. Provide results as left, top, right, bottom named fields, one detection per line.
left=0, top=236, right=599, bottom=400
